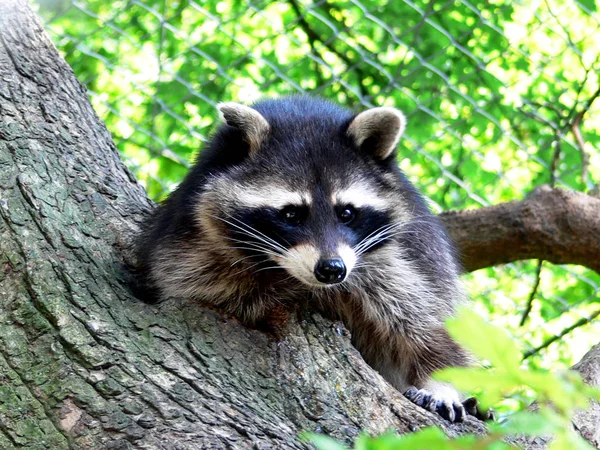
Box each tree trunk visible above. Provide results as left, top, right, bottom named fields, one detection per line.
left=0, top=1, right=597, bottom=449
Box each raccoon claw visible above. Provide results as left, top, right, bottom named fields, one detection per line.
left=462, top=397, right=495, bottom=421
left=404, top=387, right=465, bottom=423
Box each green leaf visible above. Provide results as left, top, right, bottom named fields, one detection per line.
left=362, top=427, right=449, bottom=450
left=518, top=370, right=590, bottom=414
left=299, top=432, right=350, bottom=450
left=576, top=0, right=597, bottom=13
left=497, top=411, right=560, bottom=436
left=434, top=367, right=514, bottom=409
left=446, top=307, right=521, bottom=371
left=549, top=429, right=596, bottom=450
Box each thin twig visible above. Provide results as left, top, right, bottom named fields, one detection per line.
left=571, top=112, right=589, bottom=185
left=580, top=84, right=600, bottom=117
left=523, top=308, right=600, bottom=359
left=565, top=65, right=593, bottom=125
left=567, top=83, right=600, bottom=185
left=381, top=0, right=435, bottom=97
left=439, top=144, right=465, bottom=210
left=544, top=0, right=585, bottom=70
left=519, top=260, right=543, bottom=327
left=287, top=0, right=368, bottom=98
left=549, top=132, right=561, bottom=187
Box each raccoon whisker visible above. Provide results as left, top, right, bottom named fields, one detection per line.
left=223, top=236, right=304, bottom=266
left=354, top=220, right=437, bottom=256
left=355, top=228, right=421, bottom=256
left=354, top=223, right=401, bottom=253
left=230, top=251, right=279, bottom=267
left=219, top=214, right=292, bottom=257
left=271, top=276, right=298, bottom=288
left=229, top=229, right=294, bottom=260
left=228, top=221, right=300, bottom=260
left=223, top=235, right=289, bottom=258
left=229, top=254, right=264, bottom=268
left=218, top=241, right=283, bottom=262
left=353, top=262, right=379, bottom=270
left=228, top=213, right=294, bottom=249
left=369, top=222, right=437, bottom=242
left=355, top=238, right=390, bottom=257
left=224, top=240, right=284, bottom=259
left=224, top=236, right=280, bottom=249
left=252, top=266, right=292, bottom=274
left=255, top=262, right=293, bottom=271
left=356, top=231, right=401, bottom=255
left=354, top=221, right=407, bottom=251
left=232, top=264, right=293, bottom=279
left=354, top=222, right=406, bottom=254
left=225, top=226, right=289, bottom=256
left=227, top=254, right=293, bottom=277
left=210, top=214, right=287, bottom=251
left=229, top=260, right=276, bottom=277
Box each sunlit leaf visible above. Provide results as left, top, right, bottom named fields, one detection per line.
left=446, top=307, right=521, bottom=371
left=300, top=432, right=350, bottom=450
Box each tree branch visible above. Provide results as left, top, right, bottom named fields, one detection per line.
left=523, top=308, right=600, bottom=359
left=440, top=186, right=600, bottom=273
left=519, top=261, right=543, bottom=327
left=286, top=0, right=369, bottom=98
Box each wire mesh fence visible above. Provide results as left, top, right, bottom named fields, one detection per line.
left=34, top=0, right=600, bottom=369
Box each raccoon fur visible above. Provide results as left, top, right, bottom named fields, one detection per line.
left=136, top=96, right=477, bottom=423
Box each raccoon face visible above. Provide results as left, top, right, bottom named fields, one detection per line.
left=197, top=98, right=409, bottom=289
left=205, top=180, right=397, bottom=288
left=273, top=184, right=393, bottom=287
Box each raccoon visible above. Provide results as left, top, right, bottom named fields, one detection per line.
left=136, top=96, right=478, bottom=423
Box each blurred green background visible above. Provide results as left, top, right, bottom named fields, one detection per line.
left=33, top=0, right=600, bottom=371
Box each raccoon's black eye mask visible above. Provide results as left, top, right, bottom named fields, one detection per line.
left=279, top=204, right=358, bottom=227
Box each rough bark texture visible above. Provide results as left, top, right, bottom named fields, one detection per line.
left=441, top=187, right=600, bottom=273
left=0, top=1, right=598, bottom=449
left=508, top=343, right=600, bottom=450
left=572, top=344, right=600, bottom=447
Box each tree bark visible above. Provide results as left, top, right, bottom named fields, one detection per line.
left=507, top=342, right=600, bottom=450
left=441, top=187, right=600, bottom=273
left=0, top=1, right=597, bottom=449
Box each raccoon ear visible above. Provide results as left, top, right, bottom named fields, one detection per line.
left=347, top=107, right=406, bottom=160
left=217, top=102, right=270, bottom=155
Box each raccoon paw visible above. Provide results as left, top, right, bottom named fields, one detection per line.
left=404, top=386, right=465, bottom=423
left=462, top=397, right=495, bottom=421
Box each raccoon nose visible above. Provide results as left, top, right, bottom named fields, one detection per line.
left=314, top=258, right=346, bottom=284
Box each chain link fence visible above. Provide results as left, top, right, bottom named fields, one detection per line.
left=34, top=0, right=600, bottom=369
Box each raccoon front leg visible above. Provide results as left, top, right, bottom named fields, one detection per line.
left=404, top=384, right=494, bottom=422
left=404, top=381, right=465, bottom=422
left=400, top=326, right=472, bottom=423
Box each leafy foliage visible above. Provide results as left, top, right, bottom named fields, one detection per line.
left=33, top=0, right=600, bottom=368
left=304, top=308, right=600, bottom=449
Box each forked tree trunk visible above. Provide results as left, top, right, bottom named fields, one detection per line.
left=0, top=1, right=597, bottom=449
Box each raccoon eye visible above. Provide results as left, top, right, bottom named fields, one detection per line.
left=338, top=206, right=356, bottom=224
left=280, top=205, right=306, bottom=226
